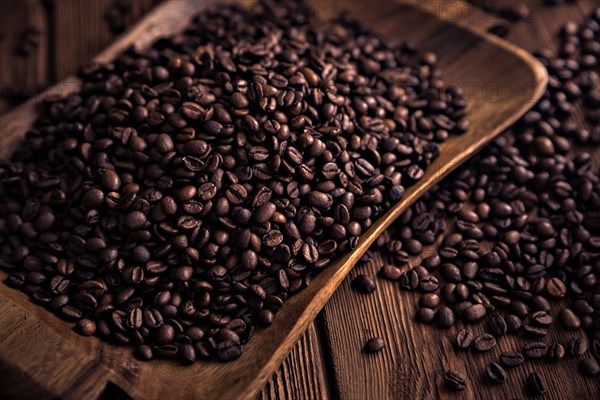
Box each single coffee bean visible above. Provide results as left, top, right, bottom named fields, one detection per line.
left=558, top=308, right=581, bottom=330
left=436, top=306, right=455, bottom=329
left=364, top=337, right=385, bottom=353
left=579, top=359, right=600, bottom=377
left=547, top=343, right=565, bottom=362
left=135, top=344, right=154, bottom=361
left=523, top=342, right=548, bottom=359
left=473, top=334, right=496, bottom=352
left=443, top=370, right=467, bottom=391
left=526, top=372, right=547, bottom=395
left=456, top=329, right=474, bottom=349
left=486, top=362, right=507, bottom=384
left=531, top=310, right=553, bottom=326
left=416, top=308, right=436, bottom=324
left=499, top=351, right=524, bottom=368
left=487, top=313, right=507, bottom=336
left=380, top=264, right=402, bottom=281
left=352, top=275, right=376, bottom=294
left=546, top=277, right=567, bottom=298
left=217, top=340, right=243, bottom=361
left=464, top=304, right=486, bottom=323
left=568, top=337, right=588, bottom=356
left=505, top=314, right=522, bottom=332
left=76, top=319, right=96, bottom=336
left=419, top=293, right=440, bottom=309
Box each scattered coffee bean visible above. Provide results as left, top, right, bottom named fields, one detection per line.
left=473, top=334, right=496, bottom=352
left=443, top=370, right=467, bottom=391
left=499, top=351, right=524, bottom=368
left=436, top=307, right=455, bottom=329
left=547, top=343, right=565, bottom=362
left=76, top=319, right=96, bottom=336
left=456, top=329, right=474, bottom=349
left=486, top=362, right=507, bottom=384
left=559, top=308, right=581, bottom=330
left=579, top=358, right=600, bottom=377
left=523, top=342, right=549, bottom=359
left=526, top=372, right=548, bottom=395
left=353, top=275, right=376, bottom=294
left=364, top=337, right=385, bottom=353
left=568, top=337, right=588, bottom=356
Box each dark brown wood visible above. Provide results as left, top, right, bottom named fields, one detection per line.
left=0, top=1, right=547, bottom=399
left=257, top=324, right=330, bottom=400
left=51, top=0, right=152, bottom=82
left=0, top=0, right=48, bottom=114
left=320, top=1, right=600, bottom=399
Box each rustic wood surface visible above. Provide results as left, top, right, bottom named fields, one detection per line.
left=0, top=1, right=596, bottom=399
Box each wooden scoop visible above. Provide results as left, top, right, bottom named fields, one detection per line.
left=0, top=1, right=546, bottom=399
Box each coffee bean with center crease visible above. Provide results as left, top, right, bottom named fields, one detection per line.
left=444, top=370, right=467, bottom=391
left=499, top=351, right=524, bottom=368
left=473, top=333, right=496, bottom=352
left=547, top=343, right=565, bottom=362
left=523, top=342, right=548, bottom=359
left=486, top=362, right=507, bottom=384
left=526, top=372, right=547, bottom=395
left=567, top=337, right=588, bottom=356
left=456, top=329, right=474, bottom=349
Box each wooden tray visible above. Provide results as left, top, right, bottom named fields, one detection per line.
left=0, top=1, right=546, bottom=399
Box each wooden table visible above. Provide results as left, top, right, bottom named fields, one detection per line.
left=0, top=1, right=599, bottom=399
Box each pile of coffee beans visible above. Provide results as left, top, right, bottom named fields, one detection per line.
left=0, top=0, right=467, bottom=363
left=361, top=5, right=600, bottom=395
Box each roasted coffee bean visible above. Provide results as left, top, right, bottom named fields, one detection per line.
left=464, top=304, right=486, bottom=323
left=579, top=359, right=600, bottom=377
left=486, top=362, right=507, bottom=384
left=443, top=370, right=467, bottom=391
left=352, top=275, right=376, bottom=294
left=379, top=265, right=402, bottom=281
left=436, top=306, right=455, bottom=329
left=456, top=329, right=474, bottom=349
left=546, top=277, right=567, bottom=299
left=547, top=343, right=565, bottom=362
left=364, top=337, right=385, bottom=353
left=416, top=307, right=436, bottom=324
left=487, top=313, right=507, bottom=336
left=499, top=351, right=524, bottom=368
left=523, top=342, right=548, bottom=359
left=217, top=340, right=242, bottom=361
left=558, top=308, right=581, bottom=330
left=526, top=372, right=547, bottom=395
left=505, top=315, right=522, bottom=333
left=135, top=345, right=154, bottom=361
left=419, top=293, right=440, bottom=309
left=76, top=319, right=96, bottom=336
left=473, top=334, right=496, bottom=352
left=567, top=337, right=588, bottom=356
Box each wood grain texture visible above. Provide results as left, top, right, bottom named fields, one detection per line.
left=0, top=1, right=546, bottom=399
left=257, top=324, right=330, bottom=400
left=0, top=0, right=48, bottom=114
left=321, top=1, right=600, bottom=399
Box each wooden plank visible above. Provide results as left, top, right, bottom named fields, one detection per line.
left=0, top=0, right=48, bottom=114
left=258, top=324, right=330, bottom=400
left=51, top=0, right=157, bottom=82
left=321, top=1, right=600, bottom=399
